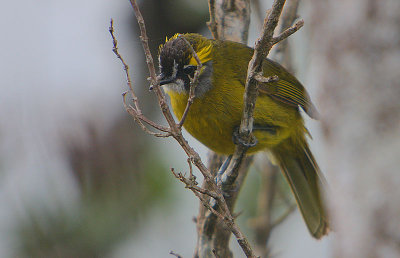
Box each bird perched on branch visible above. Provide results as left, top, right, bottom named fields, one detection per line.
left=157, top=33, right=329, bottom=239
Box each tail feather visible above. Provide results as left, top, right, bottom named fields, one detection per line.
left=273, top=142, right=329, bottom=239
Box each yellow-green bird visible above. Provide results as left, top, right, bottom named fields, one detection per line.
left=158, top=33, right=329, bottom=238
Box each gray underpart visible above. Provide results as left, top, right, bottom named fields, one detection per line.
left=194, top=61, right=213, bottom=98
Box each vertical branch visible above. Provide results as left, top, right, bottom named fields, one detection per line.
left=207, top=0, right=219, bottom=39
left=208, top=0, right=251, bottom=43
left=196, top=1, right=252, bottom=257
left=220, top=0, right=287, bottom=203
left=219, top=0, right=303, bottom=202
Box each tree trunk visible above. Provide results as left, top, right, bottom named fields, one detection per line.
left=308, top=1, right=400, bottom=257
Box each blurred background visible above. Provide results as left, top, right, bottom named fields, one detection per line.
left=0, top=0, right=334, bottom=257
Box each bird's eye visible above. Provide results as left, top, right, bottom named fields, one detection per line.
left=183, top=65, right=196, bottom=76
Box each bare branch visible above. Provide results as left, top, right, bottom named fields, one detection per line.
left=193, top=189, right=226, bottom=221
left=271, top=19, right=304, bottom=45
left=123, top=106, right=171, bottom=138
left=171, top=169, right=227, bottom=220
left=171, top=168, right=219, bottom=200
left=220, top=0, right=288, bottom=201
left=207, top=0, right=218, bottom=39
left=207, top=0, right=250, bottom=43
left=109, top=19, right=137, bottom=106
left=178, top=37, right=203, bottom=128
left=273, top=0, right=300, bottom=71
left=122, top=93, right=170, bottom=133
left=187, top=157, right=195, bottom=180
left=110, top=20, right=170, bottom=138
left=196, top=0, right=304, bottom=256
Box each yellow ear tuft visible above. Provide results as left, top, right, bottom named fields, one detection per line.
left=189, top=43, right=212, bottom=66
left=169, top=33, right=181, bottom=42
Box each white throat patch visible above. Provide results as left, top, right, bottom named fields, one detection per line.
left=164, top=79, right=186, bottom=94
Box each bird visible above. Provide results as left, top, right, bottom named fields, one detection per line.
left=157, top=33, right=329, bottom=239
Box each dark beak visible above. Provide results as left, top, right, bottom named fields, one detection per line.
left=149, top=74, right=171, bottom=90
left=159, top=78, right=175, bottom=86
left=150, top=73, right=176, bottom=90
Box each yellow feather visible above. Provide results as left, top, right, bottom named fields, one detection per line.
left=189, top=43, right=213, bottom=66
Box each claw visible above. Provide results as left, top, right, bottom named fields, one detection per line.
left=232, top=127, right=258, bottom=148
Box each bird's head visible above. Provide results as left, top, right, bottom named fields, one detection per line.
left=158, top=33, right=213, bottom=94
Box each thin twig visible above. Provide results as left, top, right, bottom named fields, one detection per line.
left=122, top=93, right=171, bottom=133
left=273, top=0, right=300, bottom=72
left=124, top=106, right=171, bottom=138
left=271, top=19, right=304, bottom=45
left=192, top=188, right=226, bottom=221
left=207, top=0, right=218, bottom=39
left=109, top=19, right=138, bottom=109
left=178, top=37, right=203, bottom=128
left=187, top=158, right=195, bottom=180
left=122, top=93, right=164, bottom=137
left=171, top=169, right=219, bottom=199
left=171, top=169, right=226, bottom=219
left=110, top=20, right=170, bottom=137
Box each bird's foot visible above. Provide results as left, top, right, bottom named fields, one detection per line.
left=232, top=127, right=258, bottom=148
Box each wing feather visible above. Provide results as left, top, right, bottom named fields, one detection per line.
left=258, top=58, right=320, bottom=119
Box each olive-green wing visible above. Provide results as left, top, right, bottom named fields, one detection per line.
left=258, top=58, right=319, bottom=119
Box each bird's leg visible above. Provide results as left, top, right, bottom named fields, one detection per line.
left=216, top=155, right=232, bottom=185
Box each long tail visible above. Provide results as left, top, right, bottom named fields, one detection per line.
left=272, top=140, right=329, bottom=239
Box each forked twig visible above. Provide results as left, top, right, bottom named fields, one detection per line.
left=271, top=19, right=304, bottom=45
left=110, top=19, right=170, bottom=138
left=109, top=19, right=137, bottom=109
left=171, top=168, right=219, bottom=199
left=122, top=93, right=171, bottom=137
